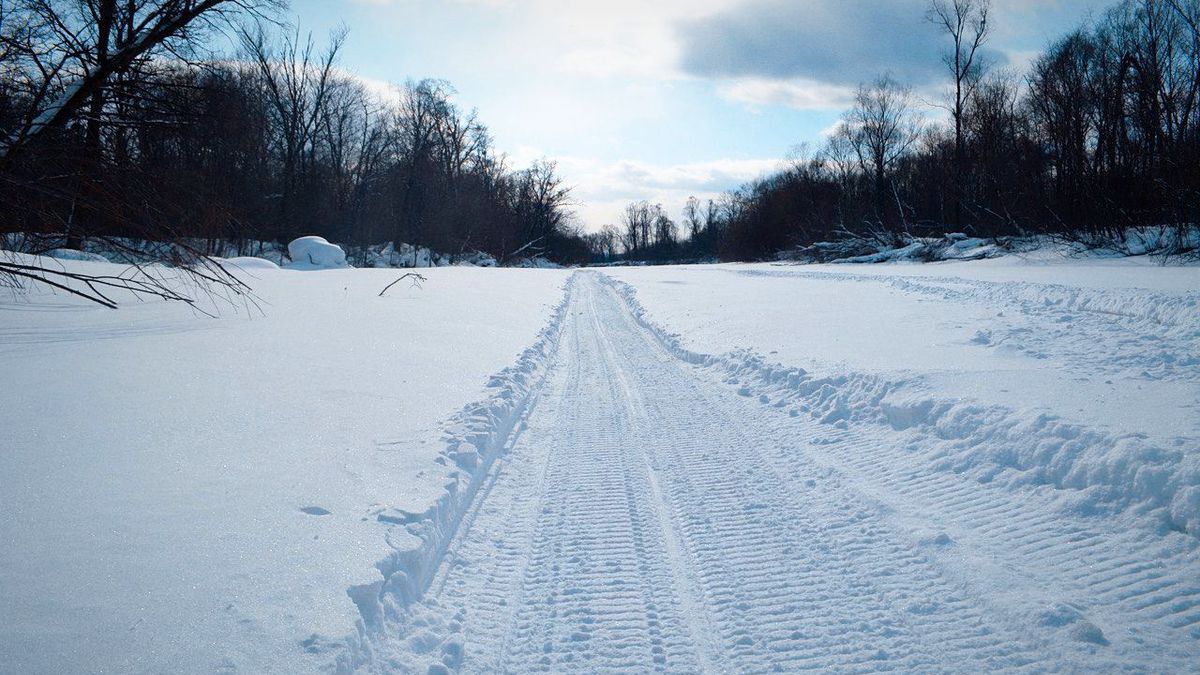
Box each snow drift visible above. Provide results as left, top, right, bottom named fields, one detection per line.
left=287, top=236, right=349, bottom=270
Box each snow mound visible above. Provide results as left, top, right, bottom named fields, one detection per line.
left=457, top=252, right=497, bottom=267
left=42, top=248, right=109, bottom=262
left=286, top=236, right=349, bottom=270
left=218, top=256, right=280, bottom=271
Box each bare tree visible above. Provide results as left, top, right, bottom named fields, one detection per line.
left=598, top=224, right=621, bottom=259
left=505, top=159, right=571, bottom=262
left=1, top=0, right=277, bottom=160
left=241, top=24, right=346, bottom=241
left=928, top=0, right=992, bottom=230
left=0, top=0, right=276, bottom=308
left=682, top=196, right=702, bottom=240
left=1167, top=0, right=1199, bottom=41
left=653, top=209, right=677, bottom=248
left=842, top=74, right=921, bottom=228
left=582, top=224, right=620, bottom=261
left=621, top=201, right=647, bottom=255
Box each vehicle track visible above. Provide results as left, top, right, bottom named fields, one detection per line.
left=395, top=271, right=1199, bottom=673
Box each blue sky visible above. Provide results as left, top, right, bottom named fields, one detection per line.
left=288, top=0, right=1106, bottom=229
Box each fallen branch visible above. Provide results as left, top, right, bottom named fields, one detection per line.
left=379, top=272, right=428, bottom=297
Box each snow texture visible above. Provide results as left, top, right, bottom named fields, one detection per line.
left=0, top=254, right=569, bottom=674
left=2, top=250, right=1198, bottom=674
left=335, top=269, right=1199, bottom=673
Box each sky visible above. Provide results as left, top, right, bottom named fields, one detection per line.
left=288, top=0, right=1108, bottom=230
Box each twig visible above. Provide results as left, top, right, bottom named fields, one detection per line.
left=379, top=272, right=427, bottom=297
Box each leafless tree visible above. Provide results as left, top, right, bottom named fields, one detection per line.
left=1, top=0, right=278, bottom=160
left=621, top=200, right=651, bottom=255
left=0, top=0, right=276, bottom=308
left=928, top=0, right=992, bottom=230
left=842, top=74, right=922, bottom=227
left=241, top=24, right=345, bottom=239
left=582, top=224, right=620, bottom=261
left=682, top=196, right=702, bottom=240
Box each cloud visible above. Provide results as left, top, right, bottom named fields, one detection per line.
left=678, top=0, right=948, bottom=88
left=546, top=155, right=784, bottom=228
left=718, top=77, right=856, bottom=110
left=677, top=0, right=1034, bottom=99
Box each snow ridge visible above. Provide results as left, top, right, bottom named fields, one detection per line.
left=599, top=273, right=1200, bottom=538
left=337, top=273, right=576, bottom=673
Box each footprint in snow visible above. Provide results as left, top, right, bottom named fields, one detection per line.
left=300, top=506, right=332, bottom=516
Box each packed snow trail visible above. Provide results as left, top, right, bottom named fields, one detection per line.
left=354, top=272, right=1199, bottom=673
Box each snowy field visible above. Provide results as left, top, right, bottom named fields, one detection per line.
left=2, top=252, right=1199, bottom=673
left=0, top=257, right=569, bottom=673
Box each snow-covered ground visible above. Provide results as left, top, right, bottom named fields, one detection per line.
left=0, top=256, right=568, bottom=673
left=605, top=256, right=1200, bottom=442
left=2, top=252, right=1198, bottom=673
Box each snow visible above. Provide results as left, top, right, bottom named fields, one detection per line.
left=602, top=259, right=1200, bottom=440
left=219, top=256, right=281, bottom=271
left=286, top=236, right=349, bottom=270
left=2, top=251, right=1198, bottom=673
left=346, top=269, right=1200, bottom=673
left=41, top=247, right=110, bottom=262
left=0, top=254, right=569, bottom=674
left=789, top=228, right=1199, bottom=264
left=601, top=258, right=1200, bottom=537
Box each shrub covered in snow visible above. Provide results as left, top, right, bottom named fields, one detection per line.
left=786, top=234, right=1013, bottom=264
left=41, top=248, right=109, bottom=263
left=511, top=257, right=563, bottom=269
left=286, top=236, right=349, bottom=270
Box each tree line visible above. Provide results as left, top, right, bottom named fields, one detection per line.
left=0, top=0, right=590, bottom=273
left=608, top=0, right=1199, bottom=263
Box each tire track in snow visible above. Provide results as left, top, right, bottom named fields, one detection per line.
left=588, top=275, right=1035, bottom=672
left=385, top=273, right=1042, bottom=673
left=604, top=270, right=1200, bottom=670
left=762, top=419, right=1200, bottom=664
left=360, top=270, right=1196, bottom=673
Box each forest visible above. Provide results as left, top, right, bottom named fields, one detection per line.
left=0, top=0, right=590, bottom=270
left=612, top=0, right=1200, bottom=263
left=0, top=0, right=1197, bottom=269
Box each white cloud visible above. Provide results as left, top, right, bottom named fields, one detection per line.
left=546, top=155, right=783, bottom=229
left=718, top=78, right=856, bottom=111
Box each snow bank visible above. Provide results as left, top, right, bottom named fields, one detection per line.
left=787, top=228, right=1200, bottom=264
left=287, top=236, right=349, bottom=270
left=598, top=271, right=1200, bottom=538
left=511, top=257, right=563, bottom=269
left=789, top=234, right=1013, bottom=263
left=339, top=274, right=576, bottom=671
left=2, top=233, right=540, bottom=272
